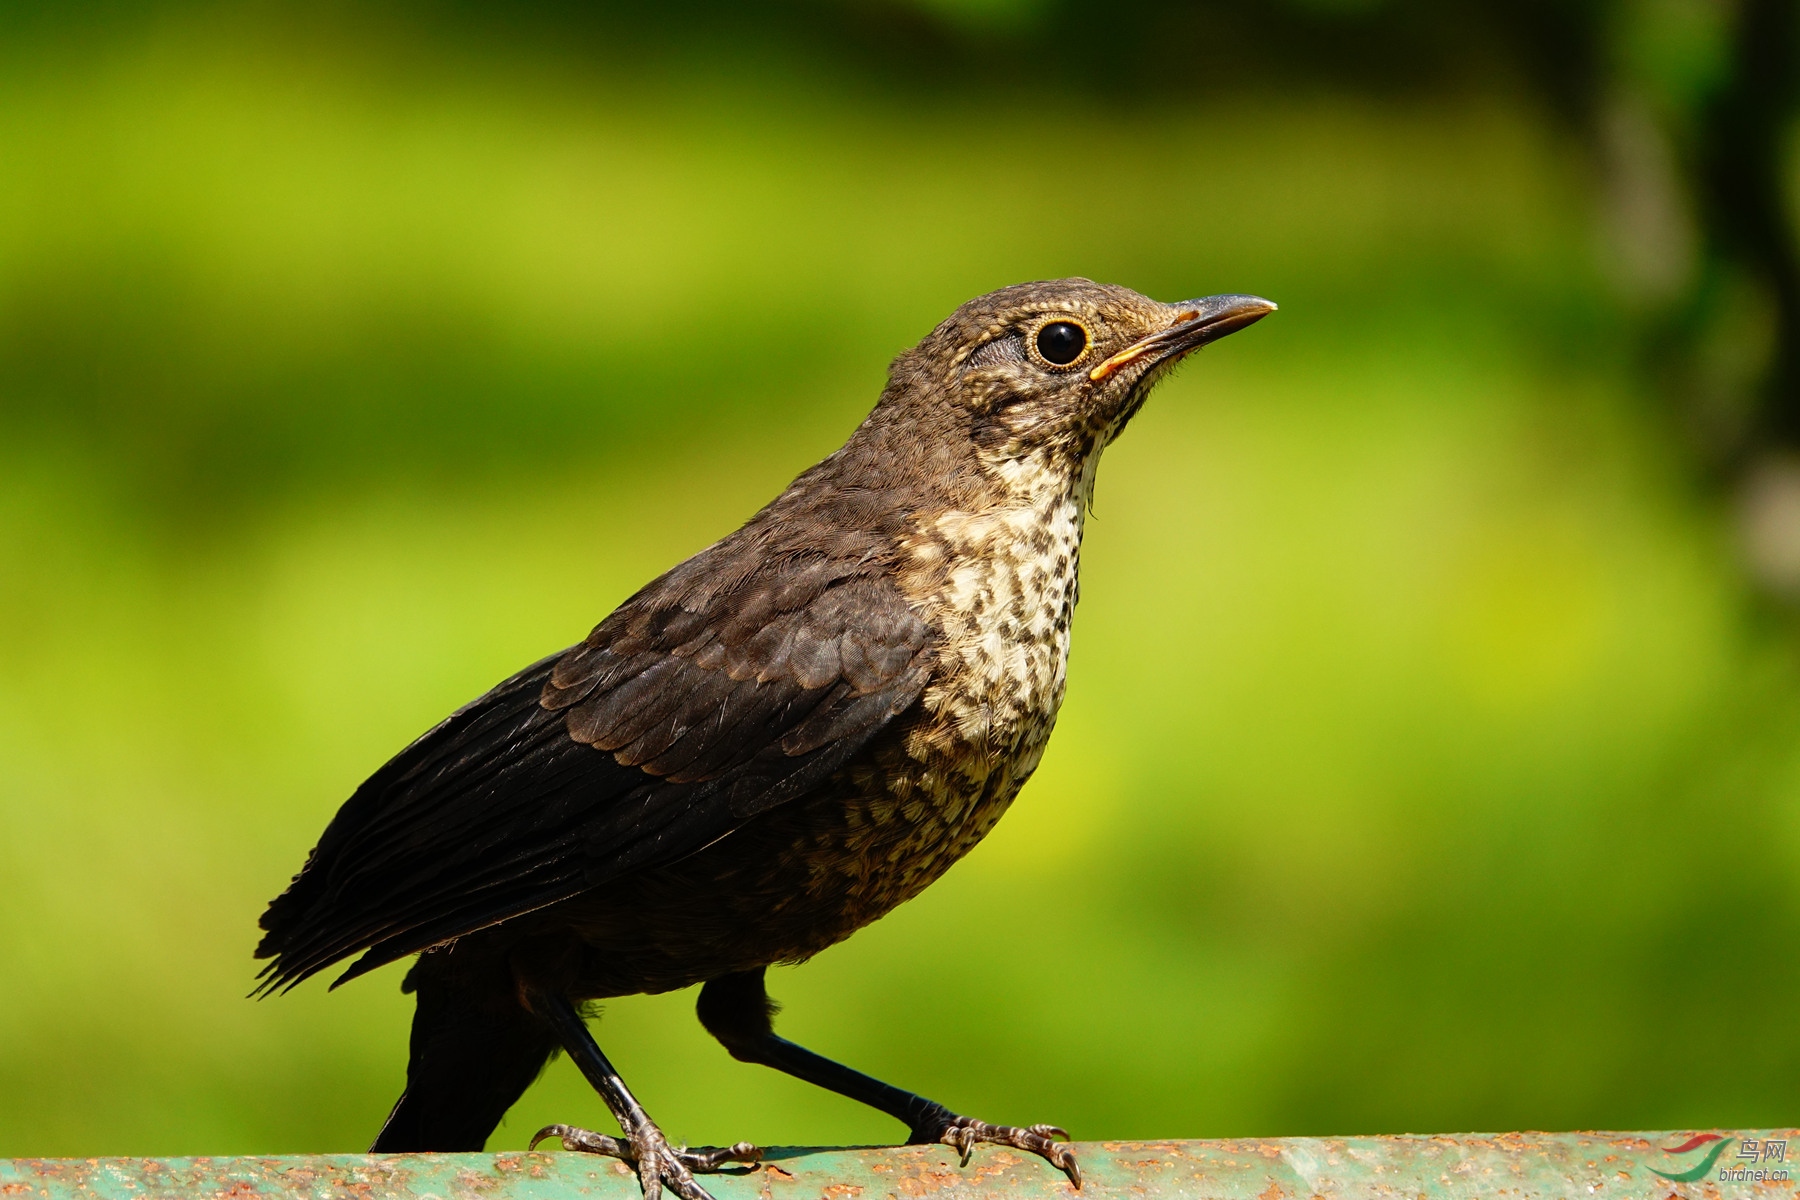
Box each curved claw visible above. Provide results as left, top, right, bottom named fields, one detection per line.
left=531, top=1123, right=630, bottom=1157
left=1046, top=1141, right=1082, bottom=1190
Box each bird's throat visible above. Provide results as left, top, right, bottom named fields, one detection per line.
left=901, top=446, right=1094, bottom=767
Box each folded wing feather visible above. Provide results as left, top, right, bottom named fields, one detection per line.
left=254, top=543, right=932, bottom=994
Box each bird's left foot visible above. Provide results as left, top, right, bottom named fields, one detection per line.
left=913, top=1112, right=1081, bottom=1189
left=530, top=1123, right=761, bottom=1197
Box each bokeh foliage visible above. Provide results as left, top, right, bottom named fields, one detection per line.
left=1, top=0, right=1797, bottom=1157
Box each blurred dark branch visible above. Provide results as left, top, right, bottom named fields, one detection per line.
left=407, top=0, right=1617, bottom=106
left=1699, top=0, right=1800, bottom=451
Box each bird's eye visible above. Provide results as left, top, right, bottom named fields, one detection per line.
left=1035, top=321, right=1088, bottom=366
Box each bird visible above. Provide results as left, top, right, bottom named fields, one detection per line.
left=255, top=278, right=1274, bottom=1200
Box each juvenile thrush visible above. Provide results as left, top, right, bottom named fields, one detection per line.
left=257, top=279, right=1275, bottom=1199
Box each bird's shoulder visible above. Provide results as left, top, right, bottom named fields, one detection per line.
left=544, top=521, right=936, bottom=784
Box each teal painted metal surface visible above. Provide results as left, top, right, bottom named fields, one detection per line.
left=4, top=1132, right=1796, bottom=1199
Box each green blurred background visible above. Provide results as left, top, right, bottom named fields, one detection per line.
left=2, top=0, right=1798, bottom=1159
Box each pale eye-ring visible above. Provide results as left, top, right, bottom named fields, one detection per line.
left=1035, top=320, right=1088, bottom=366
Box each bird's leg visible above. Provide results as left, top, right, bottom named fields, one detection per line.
left=696, top=969, right=1080, bottom=1189
left=528, top=993, right=760, bottom=1200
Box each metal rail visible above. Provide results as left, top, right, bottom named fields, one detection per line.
left=3, top=1131, right=1795, bottom=1198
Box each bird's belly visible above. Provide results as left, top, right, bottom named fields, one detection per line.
left=551, top=705, right=1057, bottom=998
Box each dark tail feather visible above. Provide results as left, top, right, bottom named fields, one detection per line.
left=370, top=954, right=559, bottom=1152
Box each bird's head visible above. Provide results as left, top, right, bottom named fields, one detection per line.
left=894, top=278, right=1275, bottom=464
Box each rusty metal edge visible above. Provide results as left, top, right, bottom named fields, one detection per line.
left=3, top=1130, right=1796, bottom=1199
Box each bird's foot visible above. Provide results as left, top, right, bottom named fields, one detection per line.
left=913, top=1112, right=1081, bottom=1189
left=530, top=1122, right=761, bottom=1200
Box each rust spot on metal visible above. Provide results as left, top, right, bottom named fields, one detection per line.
left=966, top=1150, right=1023, bottom=1184
left=892, top=1163, right=961, bottom=1197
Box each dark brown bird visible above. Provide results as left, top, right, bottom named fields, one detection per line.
left=255, top=279, right=1274, bottom=1200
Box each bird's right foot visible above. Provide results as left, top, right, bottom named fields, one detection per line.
left=911, top=1111, right=1082, bottom=1189
left=531, top=1122, right=761, bottom=1200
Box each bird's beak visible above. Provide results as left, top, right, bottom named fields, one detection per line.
left=1089, top=294, right=1277, bottom=381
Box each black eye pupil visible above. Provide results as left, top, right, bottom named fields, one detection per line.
left=1036, top=321, right=1087, bottom=365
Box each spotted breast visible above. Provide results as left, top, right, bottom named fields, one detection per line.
left=800, top=442, right=1097, bottom=932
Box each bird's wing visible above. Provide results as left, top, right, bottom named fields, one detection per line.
left=254, top=546, right=932, bottom=994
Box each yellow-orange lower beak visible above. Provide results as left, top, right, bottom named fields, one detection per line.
left=1089, top=294, right=1277, bottom=381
